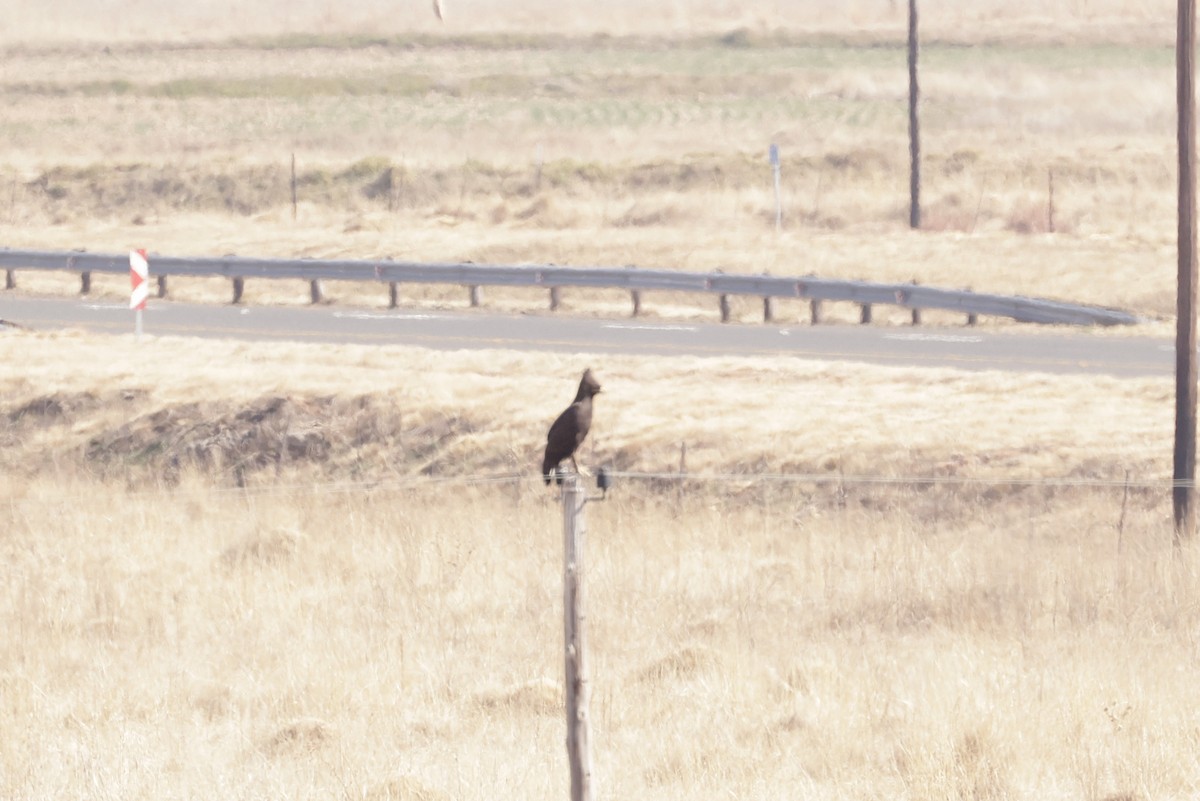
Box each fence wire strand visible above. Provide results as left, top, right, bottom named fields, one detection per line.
left=3, top=468, right=1187, bottom=504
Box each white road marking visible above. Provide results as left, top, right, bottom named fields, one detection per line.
left=602, top=323, right=698, bottom=332
left=333, top=311, right=459, bottom=321
left=883, top=333, right=984, bottom=344
left=80, top=303, right=130, bottom=311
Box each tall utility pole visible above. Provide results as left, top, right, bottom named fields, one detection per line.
left=1176, top=0, right=1198, bottom=544
left=908, top=0, right=921, bottom=229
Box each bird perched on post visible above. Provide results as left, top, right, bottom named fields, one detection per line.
left=542, top=368, right=602, bottom=485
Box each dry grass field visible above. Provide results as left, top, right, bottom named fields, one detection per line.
left=6, top=2, right=1200, bottom=800
left=0, top=0, right=1187, bottom=322
left=3, top=330, right=1200, bottom=800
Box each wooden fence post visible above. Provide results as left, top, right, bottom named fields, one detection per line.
left=562, top=474, right=593, bottom=801
left=1047, top=168, right=1056, bottom=234
left=291, top=152, right=298, bottom=221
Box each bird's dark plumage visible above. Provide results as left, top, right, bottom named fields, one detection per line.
left=542, top=368, right=602, bottom=484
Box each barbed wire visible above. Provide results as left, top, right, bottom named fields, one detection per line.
left=606, top=470, right=1176, bottom=490
left=1, top=467, right=1185, bottom=504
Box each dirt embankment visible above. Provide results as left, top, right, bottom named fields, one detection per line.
left=4, top=390, right=492, bottom=486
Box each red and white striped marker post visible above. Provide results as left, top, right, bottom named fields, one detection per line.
left=130, top=249, right=148, bottom=340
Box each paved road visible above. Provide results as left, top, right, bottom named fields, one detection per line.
left=0, top=294, right=1175, bottom=378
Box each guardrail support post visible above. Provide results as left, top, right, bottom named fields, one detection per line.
left=469, top=285, right=482, bottom=307
left=763, top=296, right=774, bottom=323
left=810, top=299, right=822, bottom=324
left=232, top=277, right=245, bottom=304
left=860, top=303, right=872, bottom=324
left=5, top=270, right=14, bottom=290
left=631, top=290, right=641, bottom=317
left=388, top=282, right=399, bottom=309
left=550, top=286, right=561, bottom=311
left=719, top=294, right=731, bottom=323
left=967, top=312, right=978, bottom=326
left=907, top=279, right=921, bottom=325
left=309, top=279, right=324, bottom=304
left=80, top=271, right=91, bottom=295
left=157, top=275, right=168, bottom=298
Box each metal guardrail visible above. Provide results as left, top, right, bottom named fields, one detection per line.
left=0, top=247, right=1140, bottom=327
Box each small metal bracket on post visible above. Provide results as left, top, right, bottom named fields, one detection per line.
left=593, top=467, right=612, bottom=501
left=552, top=466, right=613, bottom=502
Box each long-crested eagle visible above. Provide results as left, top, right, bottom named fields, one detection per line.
left=542, top=368, right=602, bottom=485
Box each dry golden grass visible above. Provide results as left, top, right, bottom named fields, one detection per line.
left=0, top=7, right=1185, bottom=322
left=0, top=328, right=1175, bottom=483
left=4, top=4, right=1199, bottom=797
left=4, top=453, right=1198, bottom=800
left=1, top=325, right=1195, bottom=801
left=0, top=0, right=1178, bottom=44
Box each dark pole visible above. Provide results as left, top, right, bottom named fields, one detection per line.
left=1175, top=0, right=1198, bottom=544
left=908, top=0, right=921, bottom=229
